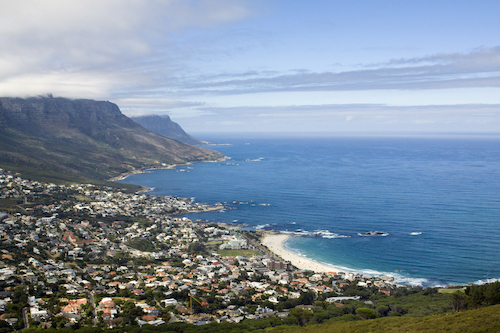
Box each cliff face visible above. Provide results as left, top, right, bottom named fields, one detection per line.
left=131, top=115, right=204, bottom=145
left=0, top=97, right=136, bottom=141
left=0, top=96, right=224, bottom=180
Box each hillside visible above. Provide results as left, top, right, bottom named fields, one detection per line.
left=131, top=114, right=204, bottom=145
left=0, top=96, right=224, bottom=182
left=19, top=304, right=500, bottom=332
left=277, top=304, right=500, bottom=333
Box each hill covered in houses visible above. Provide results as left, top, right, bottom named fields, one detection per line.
left=1, top=168, right=500, bottom=332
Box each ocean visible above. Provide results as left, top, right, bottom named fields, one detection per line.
left=118, top=134, right=500, bottom=287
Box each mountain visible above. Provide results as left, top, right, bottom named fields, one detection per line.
left=131, top=115, right=204, bottom=145
left=0, top=96, right=224, bottom=181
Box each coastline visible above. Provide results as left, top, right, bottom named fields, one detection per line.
left=108, top=164, right=178, bottom=182
left=261, top=232, right=354, bottom=274
left=108, top=156, right=228, bottom=182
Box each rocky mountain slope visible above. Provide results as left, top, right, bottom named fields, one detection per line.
left=0, top=96, right=224, bottom=181
left=131, top=114, right=204, bottom=145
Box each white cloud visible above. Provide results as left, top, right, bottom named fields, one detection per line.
left=169, top=47, right=500, bottom=96
left=0, top=72, right=115, bottom=99
left=0, top=0, right=254, bottom=97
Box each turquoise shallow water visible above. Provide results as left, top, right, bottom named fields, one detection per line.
left=119, top=135, right=500, bottom=286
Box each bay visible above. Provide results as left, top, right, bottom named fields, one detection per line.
left=118, top=134, right=500, bottom=287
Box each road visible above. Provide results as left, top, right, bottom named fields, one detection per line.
left=89, top=291, right=97, bottom=326
left=22, top=307, right=28, bottom=329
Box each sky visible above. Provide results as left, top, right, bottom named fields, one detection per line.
left=2, top=0, right=500, bottom=135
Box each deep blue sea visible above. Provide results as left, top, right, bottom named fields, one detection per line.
left=118, top=134, right=500, bottom=287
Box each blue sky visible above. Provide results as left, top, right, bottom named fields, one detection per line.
left=1, top=0, right=500, bottom=134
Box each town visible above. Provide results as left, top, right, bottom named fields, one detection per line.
left=0, top=168, right=402, bottom=330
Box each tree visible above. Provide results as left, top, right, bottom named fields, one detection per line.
left=51, top=315, right=69, bottom=329
left=120, top=301, right=144, bottom=324
left=289, top=308, right=313, bottom=326
left=375, top=305, right=389, bottom=317
left=450, top=291, right=465, bottom=312
left=355, top=307, right=376, bottom=319
left=298, top=291, right=315, bottom=305
left=188, top=242, right=206, bottom=254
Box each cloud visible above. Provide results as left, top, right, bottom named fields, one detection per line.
left=179, top=103, right=500, bottom=134
left=198, top=103, right=500, bottom=116
left=172, top=47, right=500, bottom=95
left=117, top=97, right=206, bottom=117
left=384, top=47, right=500, bottom=69
left=2, top=0, right=500, bottom=136
left=0, top=0, right=255, bottom=96
left=0, top=72, right=116, bottom=99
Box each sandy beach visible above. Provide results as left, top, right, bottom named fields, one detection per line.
left=261, top=233, right=353, bottom=274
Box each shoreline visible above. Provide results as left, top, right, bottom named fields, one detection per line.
left=108, top=164, right=179, bottom=182
left=108, top=156, right=228, bottom=182
left=260, top=232, right=355, bottom=274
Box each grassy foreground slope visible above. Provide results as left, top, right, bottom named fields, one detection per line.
left=23, top=304, right=499, bottom=333
left=278, top=304, right=500, bottom=333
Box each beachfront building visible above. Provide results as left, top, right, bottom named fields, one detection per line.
left=267, top=260, right=289, bottom=270
left=220, top=237, right=248, bottom=250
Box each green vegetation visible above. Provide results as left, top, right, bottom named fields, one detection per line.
left=0, top=198, right=21, bottom=211
left=207, top=240, right=224, bottom=245
left=438, top=287, right=465, bottom=294
left=465, top=281, right=500, bottom=308
left=280, top=304, right=500, bottom=333
left=126, top=239, right=158, bottom=253
left=367, top=287, right=453, bottom=317
left=188, top=242, right=207, bottom=254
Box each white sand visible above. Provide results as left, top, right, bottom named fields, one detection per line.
left=261, top=233, right=351, bottom=273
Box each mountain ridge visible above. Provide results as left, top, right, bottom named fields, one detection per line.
left=0, top=96, right=224, bottom=181
left=131, top=114, right=204, bottom=145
